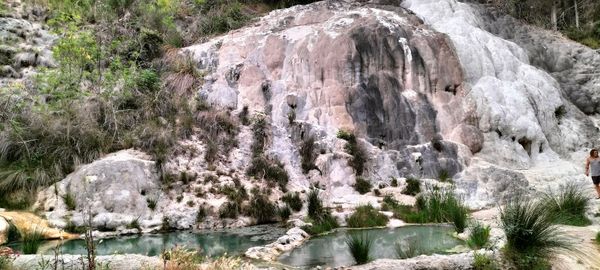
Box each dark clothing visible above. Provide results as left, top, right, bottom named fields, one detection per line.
left=592, top=175, right=600, bottom=185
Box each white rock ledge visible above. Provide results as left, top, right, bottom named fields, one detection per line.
left=245, top=227, right=309, bottom=261
left=12, top=254, right=162, bottom=270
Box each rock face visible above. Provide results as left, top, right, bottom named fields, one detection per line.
left=184, top=0, right=481, bottom=205
left=35, top=150, right=191, bottom=231
left=0, top=212, right=77, bottom=245
left=354, top=252, right=476, bottom=270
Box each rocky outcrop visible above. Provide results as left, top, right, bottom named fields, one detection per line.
left=0, top=0, right=55, bottom=87
left=245, top=227, right=309, bottom=261
left=35, top=150, right=181, bottom=231
left=0, top=212, right=77, bottom=245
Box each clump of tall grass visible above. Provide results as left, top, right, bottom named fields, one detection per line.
left=346, top=204, right=389, bottom=228
left=160, top=245, right=202, bottom=270
left=500, top=198, right=573, bottom=269
left=62, top=192, right=77, bottom=211
left=596, top=231, right=600, bottom=245
left=336, top=129, right=367, bottom=175
left=246, top=193, right=276, bottom=224
left=402, top=177, right=421, bottom=196
left=395, top=238, right=422, bottom=259
left=21, top=229, right=43, bottom=254
left=303, top=189, right=339, bottom=235
left=281, top=192, right=303, bottom=212
left=382, top=189, right=469, bottom=233
left=353, top=177, right=372, bottom=194
left=345, top=232, right=372, bottom=265
left=472, top=252, right=499, bottom=270
left=467, top=222, right=491, bottom=249
left=541, top=183, right=591, bottom=226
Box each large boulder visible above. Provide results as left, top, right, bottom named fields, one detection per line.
left=35, top=150, right=168, bottom=231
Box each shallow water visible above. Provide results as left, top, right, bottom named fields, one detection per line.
left=9, top=225, right=286, bottom=257
left=278, top=225, right=464, bottom=268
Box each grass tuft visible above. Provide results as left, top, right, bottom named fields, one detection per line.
left=346, top=232, right=372, bottom=265
left=62, top=192, right=76, bottom=211
left=467, top=222, right=491, bottom=249
left=353, top=177, right=372, bottom=194
left=303, top=188, right=339, bottom=235
left=21, top=229, right=43, bottom=254
left=500, top=198, right=573, bottom=269
left=402, top=177, right=421, bottom=196
left=281, top=192, right=303, bottom=212
left=395, top=238, right=422, bottom=259
left=541, top=182, right=591, bottom=226
left=346, top=204, right=389, bottom=228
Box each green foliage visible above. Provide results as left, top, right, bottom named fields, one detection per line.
left=278, top=206, right=292, bottom=222
left=6, top=221, right=20, bottom=243
left=473, top=252, right=498, bottom=270
left=384, top=190, right=468, bottom=233
left=64, top=220, right=87, bottom=234
left=390, top=177, right=398, bottom=187
left=247, top=157, right=289, bottom=192
left=467, top=222, right=491, bottom=249
left=147, top=198, right=158, bottom=210
left=402, top=177, right=421, bottom=196
left=304, top=189, right=339, bottom=235
left=438, top=169, right=452, bottom=183
left=337, top=131, right=367, bottom=175
left=21, top=230, right=43, bottom=254
left=346, top=204, right=389, bottom=228
left=395, top=239, right=422, bottom=259
left=196, top=206, right=207, bottom=223
left=281, top=192, right=303, bottom=212
left=127, top=218, right=141, bottom=230
left=565, top=24, right=600, bottom=49
left=353, top=177, right=372, bottom=195
left=62, top=192, right=77, bottom=211
left=541, top=183, right=591, bottom=226
left=246, top=194, right=276, bottom=224
left=345, top=232, right=372, bottom=265
left=300, top=137, right=317, bottom=173
left=198, top=2, right=251, bottom=36
left=596, top=231, right=600, bottom=245
left=500, top=199, right=573, bottom=269
left=219, top=201, right=240, bottom=219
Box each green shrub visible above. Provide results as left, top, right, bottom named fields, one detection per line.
left=395, top=238, right=422, bottom=259
left=6, top=221, right=20, bottom=243
left=467, top=222, right=491, bottom=249
left=64, top=220, right=86, bottom=234
left=246, top=194, right=276, bottom=224
left=147, top=198, right=157, bottom=210
left=196, top=206, right=207, bottom=223
left=21, top=230, right=43, bottom=254
left=281, top=192, right=303, bottom=212
left=541, top=183, right=591, bottom=226
left=402, top=177, right=421, bottom=196
left=304, top=189, right=339, bottom=234
left=438, top=169, right=451, bottom=183
left=346, top=204, right=389, bottom=228
left=596, top=231, right=600, bottom=245
left=127, top=218, right=141, bottom=230
left=353, top=177, right=372, bottom=194
left=62, top=192, right=77, bottom=211
left=0, top=253, right=12, bottom=270
left=336, top=130, right=366, bottom=175
left=346, top=232, right=372, bottom=265
left=247, top=156, right=289, bottom=192
left=472, top=252, right=498, bottom=270
left=391, top=178, right=398, bottom=187
left=300, top=137, right=317, bottom=173
left=500, top=199, right=573, bottom=269
left=336, top=129, right=354, bottom=141
left=278, top=206, right=292, bottom=222
left=219, top=201, right=240, bottom=219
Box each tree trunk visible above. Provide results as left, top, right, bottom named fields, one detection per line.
left=551, top=1, right=558, bottom=31
left=574, top=0, right=580, bottom=29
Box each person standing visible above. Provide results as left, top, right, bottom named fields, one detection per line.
left=585, top=149, right=600, bottom=199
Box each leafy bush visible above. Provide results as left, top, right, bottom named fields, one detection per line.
left=472, top=252, right=498, bottom=270
left=385, top=190, right=468, bottom=233
left=62, top=192, right=77, bottom=211
left=304, top=189, right=339, bottom=235
left=353, top=177, right=372, bottom=194
left=500, top=199, right=573, bottom=269
left=467, top=222, right=491, bottom=249
left=21, top=229, right=43, bottom=254
left=246, top=194, right=276, bottom=224
left=395, top=238, right=422, bottom=259
left=281, top=192, right=303, bottom=212
left=402, top=177, right=421, bottom=196
left=541, top=183, right=591, bottom=226
left=278, top=206, right=292, bottom=222
left=219, top=201, right=240, bottom=219
left=336, top=130, right=366, bottom=175
left=346, top=204, right=389, bottom=228
left=346, top=232, right=372, bottom=265
left=300, top=137, right=318, bottom=173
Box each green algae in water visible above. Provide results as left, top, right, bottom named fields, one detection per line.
left=9, top=225, right=286, bottom=257
left=278, top=225, right=464, bottom=268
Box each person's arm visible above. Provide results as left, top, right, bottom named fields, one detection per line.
left=586, top=158, right=590, bottom=176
